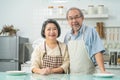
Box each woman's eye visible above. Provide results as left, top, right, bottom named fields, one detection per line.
left=47, top=29, right=51, bottom=31
left=53, top=28, right=57, bottom=30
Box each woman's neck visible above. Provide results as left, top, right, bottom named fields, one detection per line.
left=45, top=40, right=58, bottom=49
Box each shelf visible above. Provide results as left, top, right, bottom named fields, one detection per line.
left=47, top=15, right=66, bottom=20
left=47, top=14, right=109, bottom=20
left=84, top=14, right=109, bottom=19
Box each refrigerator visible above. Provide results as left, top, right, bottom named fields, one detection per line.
left=0, top=36, right=28, bottom=72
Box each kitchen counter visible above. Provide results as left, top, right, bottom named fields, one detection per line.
left=0, top=72, right=120, bottom=80
left=22, top=62, right=120, bottom=69
left=21, top=62, right=120, bottom=75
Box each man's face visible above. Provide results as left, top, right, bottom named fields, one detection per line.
left=67, top=9, right=84, bottom=33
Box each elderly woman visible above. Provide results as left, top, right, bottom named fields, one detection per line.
left=31, top=19, right=69, bottom=75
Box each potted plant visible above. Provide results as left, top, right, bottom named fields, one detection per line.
left=0, top=25, right=19, bottom=36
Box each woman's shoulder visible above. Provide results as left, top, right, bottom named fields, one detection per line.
left=34, top=41, right=45, bottom=51
left=32, top=39, right=44, bottom=49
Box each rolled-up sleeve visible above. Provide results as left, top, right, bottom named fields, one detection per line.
left=60, top=45, right=70, bottom=73
left=90, top=28, right=105, bottom=56
left=85, top=27, right=105, bottom=64
left=30, top=46, right=42, bottom=72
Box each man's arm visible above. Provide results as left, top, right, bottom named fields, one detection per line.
left=95, top=52, right=106, bottom=73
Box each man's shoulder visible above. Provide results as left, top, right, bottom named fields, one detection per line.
left=58, top=41, right=66, bottom=45
left=84, top=25, right=96, bottom=34
left=84, top=25, right=95, bottom=30
left=58, top=41, right=67, bottom=47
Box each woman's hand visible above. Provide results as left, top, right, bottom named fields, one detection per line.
left=40, top=67, right=52, bottom=75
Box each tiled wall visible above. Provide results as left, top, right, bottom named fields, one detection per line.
left=104, top=27, right=120, bottom=50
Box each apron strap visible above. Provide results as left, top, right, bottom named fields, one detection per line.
left=43, top=41, right=62, bottom=58
left=43, top=41, right=47, bottom=58
left=81, top=26, right=86, bottom=41
left=57, top=41, right=62, bottom=56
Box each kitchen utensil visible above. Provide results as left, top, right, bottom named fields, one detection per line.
left=93, top=73, right=115, bottom=78
left=6, top=71, right=27, bottom=76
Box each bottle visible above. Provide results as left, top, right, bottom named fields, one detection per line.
left=48, top=6, right=54, bottom=16
left=96, top=22, right=105, bottom=38
left=98, top=5, right=104, bottom=14
left=114, top=52, right=117, bottom=65
left=117, top=53, right=120, bottom=65
left=109, top=52, right=117, bottom=65
left=111, top=52, right=115, bottom=65
left=58, top=6, right=64, bottom=16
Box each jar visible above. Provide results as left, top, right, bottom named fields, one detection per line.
left=48, top=6, right=54, bottom=16
left=96, top=22, right=105, bottom=38
left=58, top=6, right=64, bottom=16
left=109, top=52, right=117, bottom=65
left=98, top=5, right=104, bottom=14
left=88, top=5, right=94, bottom=15
left=117, top=53, right=120, bottom=65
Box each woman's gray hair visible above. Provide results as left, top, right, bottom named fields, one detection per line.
left=66, top=7, right=84, bottom=19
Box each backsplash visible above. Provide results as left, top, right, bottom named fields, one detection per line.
left=1, top=0, right=120, bottom=43
left=103, top=27, right=120, bottom=50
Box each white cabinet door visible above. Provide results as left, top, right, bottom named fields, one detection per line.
left=21, top=64, right=31, bottom=73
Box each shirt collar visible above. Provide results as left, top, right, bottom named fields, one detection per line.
left=70, top=24, right=85, bottom=35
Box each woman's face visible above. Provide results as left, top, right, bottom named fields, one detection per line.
left=44, top=23, right=58, bottom=40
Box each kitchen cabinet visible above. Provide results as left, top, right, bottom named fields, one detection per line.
left=0, top=36, right=28, bottom=72
left=21, top=63, right=31, bottom=73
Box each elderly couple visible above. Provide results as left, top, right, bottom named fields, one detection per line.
left=31, top=7, right=108, bottom=75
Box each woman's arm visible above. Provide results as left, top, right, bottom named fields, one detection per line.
left=32, top=68, right=41, bottom=74
left=51, top=67, right=64, bottom=73
left=31, top=46, right=42, bottom=73
left=60, top=45, right=70, bottom=73
left=32, top=67, right=64, bottom=74
left=32, top=67, right=51, bottom=74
